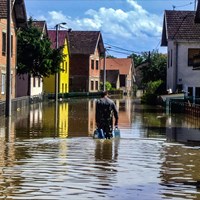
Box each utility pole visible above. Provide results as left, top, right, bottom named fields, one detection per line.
left=54, top=22, right=66, bottom=136
left=103, top=49, right=106, bottom=91
left=6, top=0, right=11, bottom=117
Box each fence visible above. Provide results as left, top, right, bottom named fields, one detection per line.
left=170, top=99, right=200, bottom=118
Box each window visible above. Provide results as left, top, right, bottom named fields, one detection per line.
left=1, top=74, right=5, bottom=94
left=188, top=87, right=193, bottom=97
left=33, top=77, right=36, bottom=87
left=91, top=80, right=94, bottom=90
left=38, top=77, right=41, bottom=87
left=196, top=87, right=200, bottom=98
left=62, top=83, right=64, bottom=93
left=188, top=48, right=200, bottom=66
left=11, top=35, right=13, bottom=57
left=91, top=60, right=94, bottom=69
left=65, top=62, right=67, bottom=73
left=2, top=32, right=6, bottom=56
left=96, top=60, right=99, bottom=70
left=95, top=81, right=98, bottom=90
left=170, top=49, right=172, bottom=67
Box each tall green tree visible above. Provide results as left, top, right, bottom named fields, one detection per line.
left=141, top=50, right=167, bottom=85
left=17, top=18, right=64, bottom=77
left=128, top=53, right=145, bottom=67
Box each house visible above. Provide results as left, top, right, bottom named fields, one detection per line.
left=161, top=10, right=200, bottom=99
left=43, top=30, right=70, bottom=95
left=0, top=0, right=26, bottom=101
left=16, top=21, right=47, bottom=101
left=68, top=31, right=105, bottom=92
left=100, top=70, right=120, bottom=89
left=100, top=58, right=134, bottom=95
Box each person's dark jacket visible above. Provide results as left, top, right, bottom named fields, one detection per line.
left=95, top=97, right=118, bottom=129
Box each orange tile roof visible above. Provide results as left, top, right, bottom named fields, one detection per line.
left=100, top=58, right=133, bottom=75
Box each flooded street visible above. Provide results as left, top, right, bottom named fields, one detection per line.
left=1, top=97, right=200, bottom=199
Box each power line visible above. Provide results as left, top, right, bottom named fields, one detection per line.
left=105, top=42, right=142, bottom=55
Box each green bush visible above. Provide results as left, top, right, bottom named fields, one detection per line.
left=141, top=80, right=163, bottom=105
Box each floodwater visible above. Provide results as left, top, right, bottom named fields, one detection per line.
left=1, top=97, right=200, bottom=199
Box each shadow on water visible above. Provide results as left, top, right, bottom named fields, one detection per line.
left=1, top=97, right=200, bottom=199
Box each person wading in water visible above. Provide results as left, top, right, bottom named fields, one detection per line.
left=95, top=91, right=119, bottom=139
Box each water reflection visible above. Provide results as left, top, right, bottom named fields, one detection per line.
left=1, top=98, right=200, bottom=199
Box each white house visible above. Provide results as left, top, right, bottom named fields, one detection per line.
left=161, top=10, right=200, bottom=99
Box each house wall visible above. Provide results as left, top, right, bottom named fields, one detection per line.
left=43, top=39, right=70, bottom=95
left=69, top=54, right=89, bottom=92
left=0, top=18, right=16, bottom=100
left=126, top=67, right=132, bottom=94
left=43, top=74, right=55, bottom=94
left=16, top=74, right=29, bottom=97
left=30, top=76, right=43, bottom=96
left=59, top=40, right=69, bottom=93
left=167, top=40, right=177, bottom=93
left=168, top=40, right=200, bottom=98
left=89, top=48, right=101, bottom=92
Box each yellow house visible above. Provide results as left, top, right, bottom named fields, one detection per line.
left=43, top=30, right=70, bottom=94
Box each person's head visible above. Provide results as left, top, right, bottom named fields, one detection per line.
left=100, top=90, right=108, bottom=98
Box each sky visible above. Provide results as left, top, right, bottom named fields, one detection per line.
left=25, top=0, right=196, bottom=57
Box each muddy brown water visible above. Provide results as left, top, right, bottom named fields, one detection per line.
left=0, top=97, right=200, bottom=199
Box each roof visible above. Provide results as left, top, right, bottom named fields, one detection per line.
left=100, top=58, right=133, bottom=75
left=161, top=10, right=200, bottom=46
left=0, top=0, right=27, bottom=27
left=100, top=70, right=119, bottom=83
left=48, top=30, right=68, bottom=49
left=68, top=31, right=104, bottom=55
left=33, top=21, right=48, bottom=36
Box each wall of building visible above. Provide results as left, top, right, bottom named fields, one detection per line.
left=69, top=54, right=89, bottom=92
left=168, top=40, right=200, bottom=97
left=0, top=18, right=16, bottom=100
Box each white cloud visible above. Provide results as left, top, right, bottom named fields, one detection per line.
left=34, top=0, right=164, bottom=55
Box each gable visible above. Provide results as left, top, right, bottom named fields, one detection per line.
left=162, top=10, right=200, bottom=46
left=100, top=58, right=133, bottom=75
left=0, top=0, right=27, bottom=27
left=68, top=31, right=104, bottom=55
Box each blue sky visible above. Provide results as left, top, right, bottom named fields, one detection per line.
left=25, top=0, right=196, bottom=57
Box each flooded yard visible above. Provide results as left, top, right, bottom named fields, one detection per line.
left=1, top=97, right=200, bottom=199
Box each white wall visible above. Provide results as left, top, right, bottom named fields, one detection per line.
left=167, top=40, right=200, bottom=95
left=30, top=77, right=43, bottom=97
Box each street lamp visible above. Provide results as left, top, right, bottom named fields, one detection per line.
left=55, top=22, right=67, bottom=102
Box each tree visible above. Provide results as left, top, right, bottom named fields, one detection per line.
left=140, top=50, right=167, bottom=85
left=128, top=53, right=145, bottom=67
left=17, top=18, right=64, bottom=77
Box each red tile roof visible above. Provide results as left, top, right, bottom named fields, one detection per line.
left=48, top=30, right=68, bottom=49
left=33, top=21, right=48, bottom=36
left=100, top=58, right=133, bottom=75
left=162, top=10, right=200, bottom=46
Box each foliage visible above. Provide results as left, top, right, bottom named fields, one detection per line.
left=105, top=81, right=112, bottom=90
left=141, top=80, right=164, bottom=105
left=100, top=81, right=112, bottom=91
left=17, top=18, right=64, bottom=77
left=128, top=53, right=145, bottom=67
left=129, top=50, right=167, bottom=87
left=145, top=80, right=163, bottom=94
left=141, top=50, right=167, bottom=85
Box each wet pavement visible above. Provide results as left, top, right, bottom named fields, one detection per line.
left=1, top=97, right=200, bottom=199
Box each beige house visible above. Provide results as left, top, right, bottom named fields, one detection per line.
left=0, top=0, right=27, bottom=100
left=100, top=58, right=135, bottom=95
